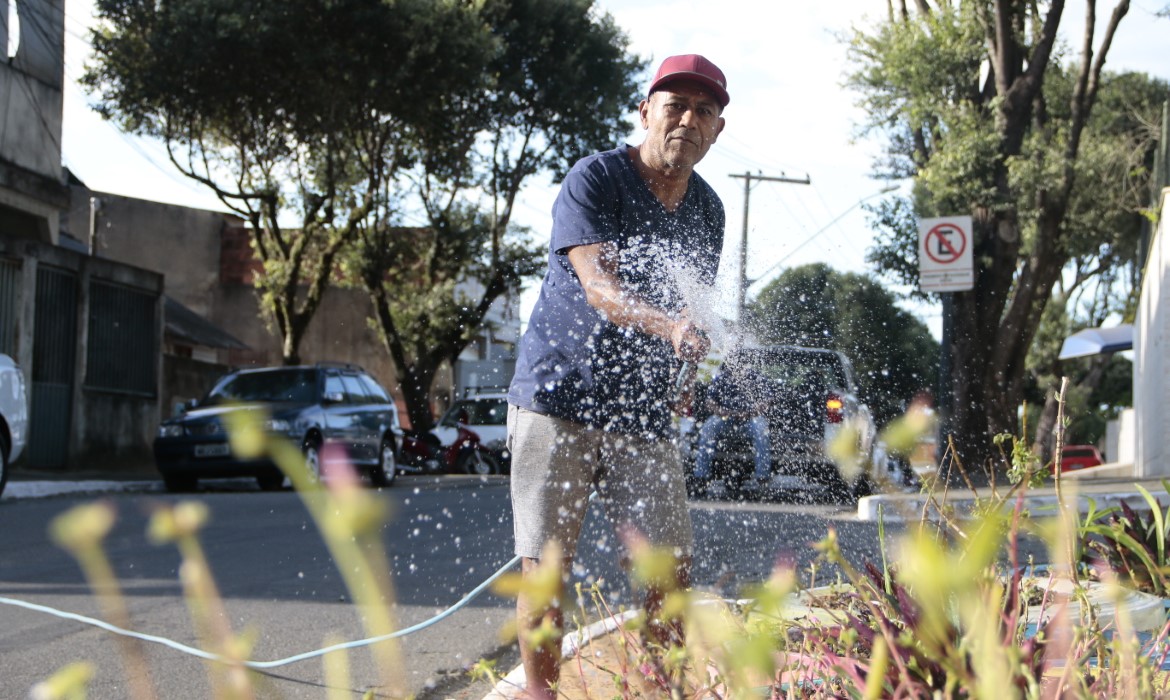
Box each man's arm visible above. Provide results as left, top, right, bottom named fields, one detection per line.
left=567, top=242, right=709, bottom=361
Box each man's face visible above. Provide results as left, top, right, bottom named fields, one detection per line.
left=639, top=82, right=725, bottom=172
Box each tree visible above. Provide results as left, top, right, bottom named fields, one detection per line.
left=848, top=0, right=1164, bottom=470
left=351, top=0, right=645, bottom=430
left=746, top=264, right=938, bottom=427
left=84, top=0, right=494, bottom=363
left=1023, top=70, right=1166, bottom=460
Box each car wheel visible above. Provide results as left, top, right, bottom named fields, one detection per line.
left=256, top=470, right=285, bottom=491
left=303, top=440, right=322, bottom=483
left=163, top=474, right=197, bottom=493
left=371, top=437, right=397, bottom=487
left=0, top=433, right=9, bottom=499
left=458, top=448, right=498, bottom=476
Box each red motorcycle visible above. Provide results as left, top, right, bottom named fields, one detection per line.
left=398, top=413, right=501, bottom=475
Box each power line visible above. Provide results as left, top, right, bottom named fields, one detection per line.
left=721, top=131, right=806, bottom=175
left=746, top=184, right=897, bottom=293
left=728, top=171, right=811, bottom=318
left=797, top=185, right=858, bottom=253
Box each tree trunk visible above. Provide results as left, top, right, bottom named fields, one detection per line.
left=400, top=364, right=437, bottom=432
left=279, top=306, right=306, bottom=367
left=364, top=282, right=440, bottom=432
left=947, top=294, right=997, bottom=480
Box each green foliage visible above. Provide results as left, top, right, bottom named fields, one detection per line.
left=351, top=0, right=644, bottom=430
left=520, top=500, right=1170, bottom=698
left=993, top=431, right=1046, bottom=488
left=1081, top=482, right=1170, bottom=596
left=43, top=410, right=411, bottom=697
left=83, top=0, right=501, bottom=363
left=747, top=263, right=938, bottom=426
left=848, top=0, right=1166, bottom=463
left=85, top=0, right=643, bottom=417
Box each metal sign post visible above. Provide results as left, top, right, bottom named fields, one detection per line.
left=918, top=216, right=974, bottom=293
left=918, top=216, right=974, bottom=464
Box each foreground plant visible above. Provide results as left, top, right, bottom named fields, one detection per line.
left=43, top=409, right=403, bottom=698
left=487, top=485, right=1170, bottom=699
left=49, top=502, right=158, bottom=700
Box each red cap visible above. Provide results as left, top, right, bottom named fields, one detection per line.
left=648, top=54, right=729, bottom=108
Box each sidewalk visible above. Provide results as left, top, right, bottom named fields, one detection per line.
left=1, top=477, right=163, bottom=500
left=858, top=474, right=1169, bottom=521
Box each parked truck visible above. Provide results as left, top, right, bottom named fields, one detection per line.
left=682, top=345, right=876, bottom=500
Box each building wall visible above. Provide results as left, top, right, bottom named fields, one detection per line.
left=1135, top=187, right=1169, bottom=477
left=0, top=235, right=163, bottom=471
left=0, top=0, right=66, bottom=245
left=162, top=354, right=230, bottom=419
left=62, top=187, right=238, bottom=317
left=213, top=283, right=400, bottom=388
left=69, top=195, right=523, bottom=429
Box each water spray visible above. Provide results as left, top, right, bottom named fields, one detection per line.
left=674, top=328, right=709, bottom=403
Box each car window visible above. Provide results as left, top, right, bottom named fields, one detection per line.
left=323, top=373, right=347, bottom=403
left=340, top=373, right=369, bottom=404
left=1064, top=448, right=1096, bottom=458
left=477, top=399, right=508, bottom=425
left=445, top=398, right=507, bottom=425
left=359, top=374, right=391, bottom=403
left=206, top=369, right=317, bottom=404
left=741, top=350, right=849, bottom=392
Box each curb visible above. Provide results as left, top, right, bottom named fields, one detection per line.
left=858, top=482, right=1170, bottom=522
left=1, top=480, right=163, bottom=501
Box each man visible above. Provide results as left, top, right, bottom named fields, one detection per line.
left=691, top=359, right=773, bottom=492
left=506, top=54, right=729, bottom=698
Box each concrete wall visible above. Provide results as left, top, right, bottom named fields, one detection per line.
left=1135, top=188, right=1170, bottom=477
left=0, top=0, right=66, bottom=245
left=62, top=187, right=238, bottom=317
left=213, top=283, right=402, bottom=394
left=162, top=354, right=229, bottom=418
left=1105, top=409, right=1136, bottom=466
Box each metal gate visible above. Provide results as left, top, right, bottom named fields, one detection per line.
left=27, top=266, right=78, bottom=469
left=0, top=259, right=19, bottom=356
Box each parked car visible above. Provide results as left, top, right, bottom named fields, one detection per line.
left=0, top=354, right=29, bottom=498
left=682, top=345, right=876, bottom=499
left=1053, top=444, right=1105, bottom=473
left=430, top=392, right=510, bottom=474
left=153, top=364, right=402, bottom=492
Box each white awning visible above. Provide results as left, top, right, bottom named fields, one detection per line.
left=1058, top=324, right=1133, bottom=360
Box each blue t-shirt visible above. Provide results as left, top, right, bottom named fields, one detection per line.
left=508, top=145, right=724, bottom=440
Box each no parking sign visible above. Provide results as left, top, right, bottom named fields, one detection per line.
left=918, top=216, right=973, bottom=292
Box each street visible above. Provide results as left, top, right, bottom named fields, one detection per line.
left=1, top=475, right=891, bottom=699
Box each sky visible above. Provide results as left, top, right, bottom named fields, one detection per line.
left=54, top=0, right=1170, bottom=338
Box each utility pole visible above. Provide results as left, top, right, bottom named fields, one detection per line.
left=729, top=171, right=810, bottom=320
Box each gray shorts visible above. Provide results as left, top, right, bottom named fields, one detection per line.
left=508, top=404, right=693, bottom=560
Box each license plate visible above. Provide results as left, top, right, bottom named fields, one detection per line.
left=194, top=443, right=231, bottom=458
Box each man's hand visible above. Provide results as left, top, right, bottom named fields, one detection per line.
left=671, top=318, right=709, bottom=362
left=568, top=245, right=713, bottom=363
left=672, top=362, right=698, bottom=415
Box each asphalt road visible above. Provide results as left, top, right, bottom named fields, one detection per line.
left=0, top=475, right=894, bottom=699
